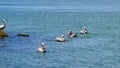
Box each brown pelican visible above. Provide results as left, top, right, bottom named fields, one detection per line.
left=38, top=43, right=46, bottom=53
left=80, top=26, right=88, bottom=34
left=0, top=19, right=6, bottom=30
left=56, top=35, right=65, bottom=42
left=68, top=30, right=77, bottom=38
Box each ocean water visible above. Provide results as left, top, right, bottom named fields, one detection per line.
left=0, top=0, right=120, bottom=68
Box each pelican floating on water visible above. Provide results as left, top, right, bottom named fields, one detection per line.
left=68, top=30, right=77, bottom=38
left=38, top=43, right=46, bottom=53
left=0, top=19, right=6, bottom=30
left=80, top=26, right=88, bottom=34
left=56, top=35, right=65, bottom=42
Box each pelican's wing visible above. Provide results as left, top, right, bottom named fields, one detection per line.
left=0, top=25, right=4, bottom=28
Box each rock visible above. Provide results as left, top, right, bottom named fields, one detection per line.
left=17, top=33, right=29, bottom=37
left=0, top=30, right=8, bottom=38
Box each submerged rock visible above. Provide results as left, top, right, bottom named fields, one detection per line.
left=0, top=30, right=8, bottom=38
left=17, top=33, right=29, bottom=37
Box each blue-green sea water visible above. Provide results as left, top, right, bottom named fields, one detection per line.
left=0, top=0, right=120, bottom=68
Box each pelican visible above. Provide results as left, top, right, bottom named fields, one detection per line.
left=56, top=35, right=65, bottom=42
left=68, top=30, right=77, bottom=38
left=0, top=19, right=6, bottom=30
left=80, top=26, right=88, bottom=34
left=38, top=43, right=46, bottom=53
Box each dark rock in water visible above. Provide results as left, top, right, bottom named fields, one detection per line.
left=17, top=33, right=29, bottom=37
left=0, top=30, right=8, bottom=38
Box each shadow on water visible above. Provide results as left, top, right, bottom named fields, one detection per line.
left=37, top=51, right=46, bottom=56
left=42, top=38, right=70, bottom=42
left=75, top=32, right=100, bottom=39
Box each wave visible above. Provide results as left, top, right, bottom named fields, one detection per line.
left=0, top=5, right=120, bottom=12
left=0, top=1, right=120, bottom=12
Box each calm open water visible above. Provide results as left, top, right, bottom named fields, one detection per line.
left=0, top=0, right=120, bottom=68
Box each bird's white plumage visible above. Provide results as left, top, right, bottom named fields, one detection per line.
left=0, top=19, right=6, bottom=30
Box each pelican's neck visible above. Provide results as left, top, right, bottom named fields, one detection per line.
left=2, top=20, right=6, bottom=27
